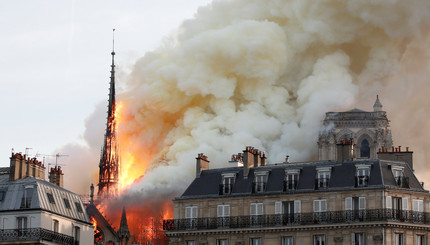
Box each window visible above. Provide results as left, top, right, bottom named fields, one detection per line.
left=74, top=226, right=80, bottom=244
left=313, top=200, right=327, bottom=222
left=217, top=205, right=230, bottom=227
left=217, top=239, right=228, bottom=245
left=47, top=193, right=55, bottom=204
left=416, top=235, right=426, bottom=245
left=63, top=198, right=71, bottom=209
left=392, top=166, right=409, bottom=188
left=20, top=186, right=34, bottom=208
left=185, top=206, right=198, bottom=229
left=250, top=203, right=263, bottom=226
left=284, top=169, right=300, bottom=191
left=75, top=202, right=83, bottom=213
left=16, top=217, right=27, bottom=236
left=250, top=238, right=262, bottom=245
left=314, top=235, right=325, bottom=245
left=394, top=233, right=404, bottom=245
left=53, top=219, right=59, bottom=233
left=360, top=139, right=370, bottom=158
left=352, top=233, right=365, bottom=245
left=282, top=236, right=293, bottom=245
left=355, top=165, right=370, bottom=187
left=0, top=190, right=5, bottom=201
left=388, top=197, right=408, bottom=220
left=253, top=171, right=268, bottom=193
left=345, top=197, right=366, bottom=220
left=220, top=173, right=235, bottom=195
left=315, top=168, right=331, bottom=189
left=186, top=241, right=196, bottom=245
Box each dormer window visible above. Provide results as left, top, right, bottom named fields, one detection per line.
left=284, top=169, right=300, bottom=191
left=20, top=185, right=34, bottom=209
left=219, top=173, right=236, bottom=195
left=315, top=167, right=331, bottom=190
left=392, top=165, right=409, bottom=188
left=253, top=171, right=268, bottom=193
left=355, top=164, right=370, bottom=187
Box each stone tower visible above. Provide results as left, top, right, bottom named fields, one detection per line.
left=98, top=30, right=120, bottom=199
left=318, top=96, right=393, bottom=160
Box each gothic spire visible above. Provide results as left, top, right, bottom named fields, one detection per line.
left=373, top=95, right=383, bottom=112
left=117, top=206, right=131, bottom=244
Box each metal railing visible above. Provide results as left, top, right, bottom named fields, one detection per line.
left=315, top=178, right=330, bottom=190
left=283, top=180, right=298, bottom=191
left=163, top=209, right=430, bottom=231
left=355, top=176, right=369, bottom=187
left=219, top=184, right=233, bottom=195
left=0, top=228, right=75, bottom=244
left=395, top=176, right=410, bottom=188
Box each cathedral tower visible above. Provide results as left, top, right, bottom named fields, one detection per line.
left=98, top=30, right=120, bottom=198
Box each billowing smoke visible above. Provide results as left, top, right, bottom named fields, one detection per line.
left=116, top=0, right=430, bottom=202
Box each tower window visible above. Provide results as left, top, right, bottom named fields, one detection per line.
left=360, top=139, right=370, bottom=158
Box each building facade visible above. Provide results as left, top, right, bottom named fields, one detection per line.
left=164, top=98, right=429, bottom=245
left=0, top=153, right=93, bottom=244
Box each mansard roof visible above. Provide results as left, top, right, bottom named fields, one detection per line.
left=0, top=175, right=90, bottom=223
left=178, top=159, right=424, bottom=200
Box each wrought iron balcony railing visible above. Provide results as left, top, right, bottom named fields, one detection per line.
left=395, top=176, right=410, bottom=188
left=355, top=176, right=369, bottom=187
left=219, top=184, right=233, bottom=195
left=163, top=209, right=430, bottom=232
left=252, top=182, right=266, bottom=193
left=315, top=178, right=329, bottom=190
left=283, top=180, right=298, bottom=191
left=0, top=228, right=75, bottom=244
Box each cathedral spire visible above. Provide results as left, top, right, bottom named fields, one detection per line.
left=373, top=95, right=383, bottom=112
left=118, top=206, right=131, bottom=244
left=98, top=29, right=120, bottom=199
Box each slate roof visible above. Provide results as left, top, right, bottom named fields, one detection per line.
left=178, top=159, right=425, bottom=200
left=0, top=175, right=90, bottom=223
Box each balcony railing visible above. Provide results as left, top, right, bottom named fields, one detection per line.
left=315, top=178, right=329, bottom=190
left=0, top=228, right=75, bottom=244
left=252, top=182, right=266, bottom=193
left=355, top=176, right=369, bottom=187
left=395, top=176, right=409, bottom=188
left=163, top=209, right=430, bottom=231
left=283, top=180, right=298, bottom=191
left=219, top=184, right=233, bottom=195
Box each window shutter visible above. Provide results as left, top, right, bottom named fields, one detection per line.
left=359, top=197, right=366, bottom=210
left=224, top=205, right=230, bottom=217
left=413, top=199, right=418, bottom=212
left=314, top=200, right=320, bottom=212
left=345, top=197, right=352, bottom=211
left=250, top=203, right=256, bottom=215
left=321, top=200, right=327, bottom=212
left=418, top=200, right=424, bottom=212
left=185, top=207, right=191, bottom=219
left=275, top=202, right=282, bottom=214
left=294, top=200, right=301, bottom=214
left=257, top=203, right=264, bottom=215
left=386, top=196, right=392, bottom=209
left=351, top=233, right=355, bottom=244
left=217, top=205, right=223, bottom=217
left=402, top=197, right=408, bottom=211
left=191, top=206, right=198, bottom=218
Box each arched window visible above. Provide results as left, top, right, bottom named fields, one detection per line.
left=360, top=139, right=370, bottom=158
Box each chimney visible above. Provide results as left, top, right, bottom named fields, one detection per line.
left=243, top=146, right=255, bottom=178
left=261, top=153, right=266, bottom=166
left=9, top=153, right=26, bottom=181
left=253, top=149, right=262, bottom=168
left=49, top=166, right=64, bottom=187
left=196, top=153, right=209, bottom=177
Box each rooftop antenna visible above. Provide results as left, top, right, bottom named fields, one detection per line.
left=55, top=153, right=69, bottom=167
left=25, top=147, right=32, bottom=156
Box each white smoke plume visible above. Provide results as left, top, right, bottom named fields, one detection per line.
left=60, top=0, right=430, bottom=202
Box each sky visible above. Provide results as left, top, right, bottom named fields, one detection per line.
left=0, top=0, right=212, bottom=167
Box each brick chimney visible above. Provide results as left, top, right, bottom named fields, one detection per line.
left=49, top=166, right=64, bottom=187
left=242, top=146, right=267, bottom=177
left=9, top=153, right=45, bottom=181
left=196, top=153, right=209, bottom=177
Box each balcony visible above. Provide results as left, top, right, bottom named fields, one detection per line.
left=163, top=209, right=430, bottom=232
left=252, top=182, right=266, bottom=193
left=219, top=184, right=233, bottom=195
left=0, top=228, right=75, bottom=244
left=315, top=178, right=329, bottom=190
left=395, top=176, right=409, bottom=188
left=355, top=176, right=369, bottom=187
left=283, top=180, right=298, bottom=191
